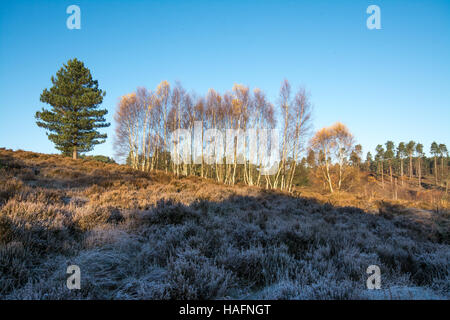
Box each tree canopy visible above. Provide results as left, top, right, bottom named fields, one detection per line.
left=35, top=58, right=110, bottom=159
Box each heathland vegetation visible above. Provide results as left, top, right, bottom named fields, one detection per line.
left=0, top=148, right=448, bottom=299
left=0, top=59, right=448, bottom=299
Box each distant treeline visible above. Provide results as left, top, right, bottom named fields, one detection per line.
left=362, top=141, right=449, bottom=188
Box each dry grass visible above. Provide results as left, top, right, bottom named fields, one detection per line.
left=0, top=148, right=448, bottom=299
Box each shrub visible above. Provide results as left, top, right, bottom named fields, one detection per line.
left=147, top=199, right=200, bottom=225
left=166, top=248, right=235, bottom=299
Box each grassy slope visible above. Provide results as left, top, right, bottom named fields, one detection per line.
left=0, top=148, right=448, bottom=299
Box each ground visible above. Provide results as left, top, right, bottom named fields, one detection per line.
left=0, top=148, right=448, bottom=299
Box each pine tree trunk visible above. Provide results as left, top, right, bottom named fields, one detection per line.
left=393, top=177, right=398, bottom=200
left=389, top=161, right=393, bottom=184
left=73, top=146, right=78, bottom=160
left=400, top=159, right=404, bottom=186
left=409, top=155, right=412, bottom=179
left=434, top=156, right=438, bottom=185
left=418, top=158, right=421, bottom=188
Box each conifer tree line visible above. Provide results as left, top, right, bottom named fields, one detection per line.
left=305, top=139, right=449, bottom=193
left=113, top=79, right=313, bottom=191
left=362, top=141, right=449, bottom=189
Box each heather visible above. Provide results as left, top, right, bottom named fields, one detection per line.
left=0, top=148, right=448, bottom=299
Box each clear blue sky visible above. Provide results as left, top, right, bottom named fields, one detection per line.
left=1, top=0, right=449, bottom=160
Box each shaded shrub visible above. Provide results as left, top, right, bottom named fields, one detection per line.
left=147, top=199, right=200, bottom=225
left=166, top=248, right=235, bottom=299
left=0, top=215, right=14, bottom=244
left=0, top=242, right=30, bottom=295
left=218, top=246, right=295, bottom=288
left=0, top=178, right=25, bottom=205
left=277, top=229, right=313, bottom=259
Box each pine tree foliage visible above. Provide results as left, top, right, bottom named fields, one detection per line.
left=35, top=58, right=110, bottom=159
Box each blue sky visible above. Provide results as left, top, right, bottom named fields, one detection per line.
left=0, top=0, right=449, bottom=160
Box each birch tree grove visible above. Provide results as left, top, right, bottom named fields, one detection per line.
left=113, top=79, right=313, bottom=191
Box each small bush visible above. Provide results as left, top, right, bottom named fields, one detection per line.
left=166, top=248, right=235, bottom=299
left=147, top=199, right=200, bottom=225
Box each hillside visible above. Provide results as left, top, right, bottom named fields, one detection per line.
left=0, top=148, right=448, bottom=299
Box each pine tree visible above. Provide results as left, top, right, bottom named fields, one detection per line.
left=384, top=141, right=395, bottom=184
left=35, top=58, right=110, bottom=159
left=397, top=142, right=406, bottom=185
left=350, top=144, right=363, bottom=168
left=415, top=143, right=424, bottom=188
left=375, top=144, right=385, bottom=188
left=366, top=151, right=374, bottom=172
left=306, top=149, right=316, bottom=168
left=430, top=142, right=440, bottom=185
left=406, top=141, right=416, bottom=179
left=439, top=144, right=448, bottom=185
